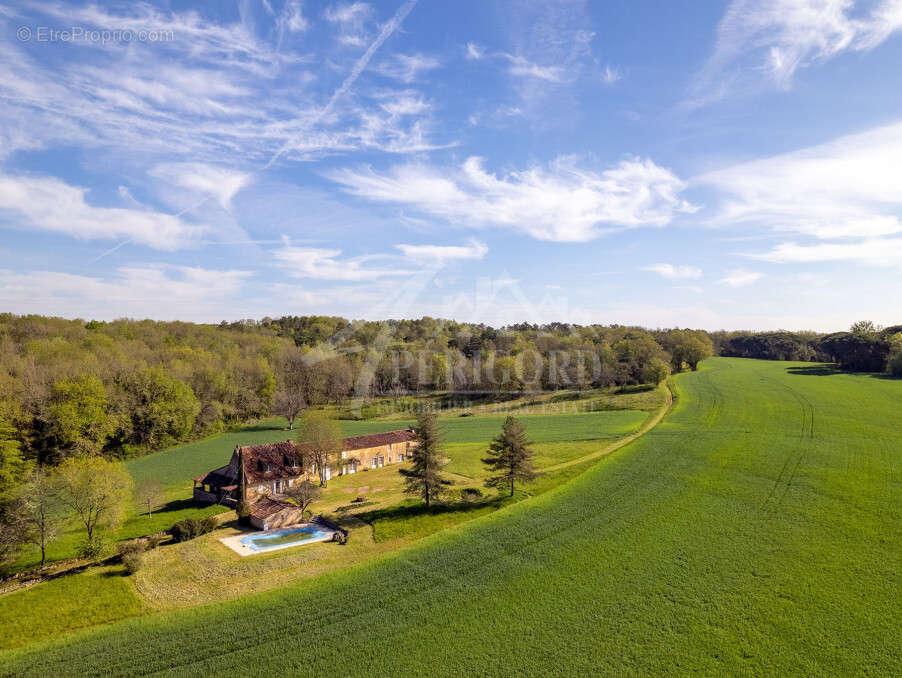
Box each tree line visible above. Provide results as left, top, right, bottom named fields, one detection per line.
left=720, top=321, right=902, bottom=375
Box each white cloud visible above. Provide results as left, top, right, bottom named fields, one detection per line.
left=602, top=65, right=622, bottom=85
left=273, top=246, right=412, bottom=281
left=690, top=0, right=902, bottom=104
left=0, top=173, right=204, bottom=250
left=643, top=263, right=703, bottom=279
left=752, top=237, right=902, bottom=265
left=151, top=163, right=251, bottom=211
left=374, top=53, right=441, bottom=83
left=697, top=120, right=902, bottom=256
left=327, top=155, right=697, bottom=242
left=0, top=3, right=442, bottom=165
left=395, top=240, right=488, bottom=261
left=719, top=269, right=763, bottom=286
left=466, top=43, right=485, bottom=60
left=503, top=54, right=566, bottom=82
left=324, top=1, right=374, bottom=47
left=0, top=265, right=252, bottom=321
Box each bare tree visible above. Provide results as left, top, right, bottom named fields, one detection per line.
left=136, top=477, right=164, bottom=518
left=274, top=346, right=307, bottom=430
left=284, top=479, right=322, bottom=515
left=298, top=410, right=341, bottom=487
left=20, top=469, right=66, bottom=566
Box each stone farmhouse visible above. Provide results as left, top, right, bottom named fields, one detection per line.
left=193, top=429, right=418, bottom=527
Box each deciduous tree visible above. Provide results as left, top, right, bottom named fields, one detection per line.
left=55, top=456, right=133, bottom=544
left=136, top=477, right=164, bottom=518
left=284, top=479, right=322, bottom=515
left=298, top=410, right=341, bottom=487
left=20, top=469, right=65, bottom=566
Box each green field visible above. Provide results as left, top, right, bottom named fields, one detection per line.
left=2, top=357, right=900, bottom=675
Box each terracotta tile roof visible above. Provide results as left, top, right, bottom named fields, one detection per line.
left=248, top=496, right=299, bottom=520
left=295, top=428, right=416, bottom=455
left=239, top=440, right=304, bottom=483
left=239, top=429, right=416, bottom=483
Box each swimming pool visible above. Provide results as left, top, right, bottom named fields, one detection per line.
left=239, top=525, right=334, bottom=553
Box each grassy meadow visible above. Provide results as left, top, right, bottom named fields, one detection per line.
left=2, top=357, right=900, bottom=675
left=0, top=387, right=659, bottom=646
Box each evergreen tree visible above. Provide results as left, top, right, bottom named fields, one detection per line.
left=399, top=409, right=449, bottom=507
left=482, top=416, right=540, bottom=497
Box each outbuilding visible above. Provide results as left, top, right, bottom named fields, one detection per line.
left=248, top=496, right=303, bottom=531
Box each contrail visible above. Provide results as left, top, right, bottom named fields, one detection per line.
left=101, top=0, right=420, bottom=266
left=263, top=0, right=419, bottom=170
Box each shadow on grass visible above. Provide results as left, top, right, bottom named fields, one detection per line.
left=358, top=495, right=516, bottom=525
left=614, top=384, right=655, bottom=394
left=786, top=365, right=843, bottom=377
left=786, top=364, right=899, bottom=380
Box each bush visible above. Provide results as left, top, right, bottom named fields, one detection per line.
left=117, top=540, right=146, bottom=575
left=169, top=516, right=219, bottom=543
left=460, top=488, right=483, bottom=502
left=121, top=551, right=144, bottom=575
left=145, top=533, right=167, bottom=549
left=76, top=537, right=111, bottom=561
left=236, top=500, right=252, bottom=527
left=200, top=516, right=219, bottom=533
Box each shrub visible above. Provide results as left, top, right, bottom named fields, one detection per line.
left=117, top=540, right=146, bottom=575
left=121, top=551, right=144, bottom=575
left=236, top=500, right=252, bottom=527
left=170, top=517, right=218, bottom=543
left=76, top=537, right=111, bottom=561
left=460, top=488, right=483, bottom=502
left=145, top=533, right=167, bottom=549
left=200, top=516, right=219, bottom=533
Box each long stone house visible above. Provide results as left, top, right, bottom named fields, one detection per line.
left=193, top=429, right=418, bottom=511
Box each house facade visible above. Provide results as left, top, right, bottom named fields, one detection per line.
left=193, top=428, right=418, bottom=511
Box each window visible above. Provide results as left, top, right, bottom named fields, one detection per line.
left=257, top=484, right=264, bottom=493
left=288, top=478, right=293, bottom=488
left=371, top=457, right=377, bottom=469
left=341, top=450, right=347, bottom=459
left=388, top=456, right=392, bottom=463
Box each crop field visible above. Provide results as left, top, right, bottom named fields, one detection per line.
left=3, top=357, right=900, bottom=676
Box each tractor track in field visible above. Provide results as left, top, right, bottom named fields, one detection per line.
left=764, top=378, right=816, bottom=507
left=541, top=382, right=674, bottom=474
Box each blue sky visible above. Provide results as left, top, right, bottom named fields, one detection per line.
left=2, top=0, right=902, bottom=330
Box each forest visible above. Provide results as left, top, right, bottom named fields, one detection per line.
left=1, top=313, right=899, bottom=504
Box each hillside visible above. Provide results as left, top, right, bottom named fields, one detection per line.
left=2, top=357, right=900, bottom=676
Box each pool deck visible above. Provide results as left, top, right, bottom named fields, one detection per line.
left=219, top=523, right=335, bottom=557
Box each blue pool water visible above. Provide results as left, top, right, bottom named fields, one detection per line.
left=240, top=525, right=334, bottom=552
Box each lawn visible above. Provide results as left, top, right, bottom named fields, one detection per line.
left=4, top=358, right=901, bottom=676
left=0, top=566, right=146, bottom=652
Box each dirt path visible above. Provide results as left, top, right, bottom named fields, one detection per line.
left=541, top=381, right=674, bottom=473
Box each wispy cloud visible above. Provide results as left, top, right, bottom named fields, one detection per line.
left=150, top=163, right=251, bottom=211
left=395, top=240, right=488, bottom=261
left=0, top=265, right=252, bottom=321
left=643, top=263, right=702, bottom=279
left=697, top=120, right=902, bottom=263
left=373, top=53, right=441, bottom=82
left=752, top=237, right=902, bottom=265
left=273, top=245, right=411, bottom=281
left=327, top=155, right=697, bottom=242
left=719, top=269, right=763, bottom=286
left=502, top=54, right=566, bottom=82
left=465, top=42, right=485, bottom=60
left=689, top=0, right=902, bottom=105
left=0, top=173, right=204, bottom=249
left=602, top=64, right=622, bottom=85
